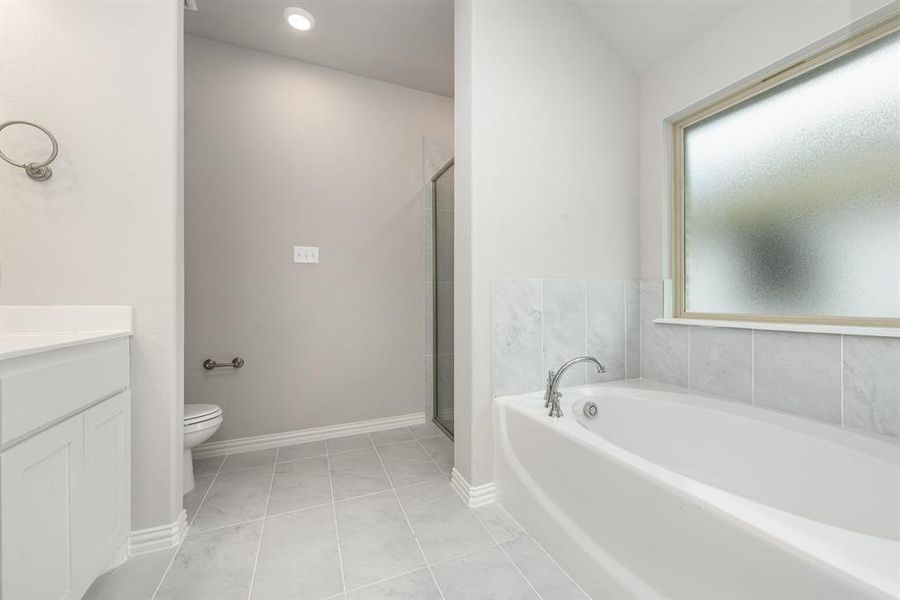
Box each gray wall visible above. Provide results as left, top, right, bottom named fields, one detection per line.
left=185, top=36, right=453, bottom=442
left=0, top=1, right=184, bottom=530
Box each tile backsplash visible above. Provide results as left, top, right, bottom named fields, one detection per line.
left=492, top=278, right=899, bottom=439
left=640, top=280, right=688, bottom=387
left=640, top=280, right=899, bottom=439
left=842, top=336, right=900, bottom=437
left=753, top=330, right=842, bottom=423
left=491, top=279, right=640, bottom=397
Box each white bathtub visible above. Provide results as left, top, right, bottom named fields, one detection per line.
left=494, top=380, right=900, bottom=600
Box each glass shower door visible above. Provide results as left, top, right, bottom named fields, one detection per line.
left=432, top=160, right=454, bottom=437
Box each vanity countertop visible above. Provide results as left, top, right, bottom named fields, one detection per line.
left=0, top=330, right=132, bottom=361
left=0, top=306, right=133, bottom=361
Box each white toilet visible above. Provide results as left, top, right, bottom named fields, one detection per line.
left=183, top=403, right=223, bottom=494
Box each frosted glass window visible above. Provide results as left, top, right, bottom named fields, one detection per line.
left=682, top=29, right=900, bottom=321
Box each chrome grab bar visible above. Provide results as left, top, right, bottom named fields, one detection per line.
left=203, top=357, right=244, bottom=370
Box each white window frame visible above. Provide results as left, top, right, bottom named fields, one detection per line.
left=671, top=15, right=900, bottom=328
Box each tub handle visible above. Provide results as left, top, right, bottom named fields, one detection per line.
left=543, top=370, right=555, bottom=408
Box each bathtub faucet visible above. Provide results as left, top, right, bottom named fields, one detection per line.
left=545, top=356, right=605, bottom=418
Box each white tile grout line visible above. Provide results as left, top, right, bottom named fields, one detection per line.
left=487, top=520, right=545, bottom=600
left=152, top=427, right=590, bottom=600
left=333, top=479, right=425, bottom=505
left=539, top=279, right=544, bottom=390
left=164, top=481, right=578, bottom=600
left=687, top=324, right=692, bottom=390
left=751, top=329, right=756, bottom=405
left=152, top=429, right=566, bottom=600
left=472, top=503, right=557, bottom=600
left=369, top=432, right=448, bottom=600
left=473, top=505, right=548, bottom=600
left=327, top=544, right=505, bottom=599
left=190, top=456, right=227, bottom=527
left=276, top=453, right=329, bottom=465
left=639, top=280, right=644, bottom=376
left=325, top=442, right=371, bottom=456
left=150, top=455, right=228, bottom=600
left=584, top=281, right=589, bottom=386
left=178, top=516, right=270, bottom=539
left=341, top=564, right=429, bottom=595
left=484, top=504, right=592, bottom=600
left=372, top=429, right=572, bottom=600
left=245, top=450, right=279, bottom=600
left=167, top=474, right=451, bottom=551
left=326, top=443, right=350, bottom=596
left=412, top=433, right=453, bottom=479
left=840, top=334, right=845, bottom=426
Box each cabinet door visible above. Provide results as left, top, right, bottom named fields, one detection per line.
left=83, top=391, right=130, bottom=578
left=0, top=417, right=84, bottom=600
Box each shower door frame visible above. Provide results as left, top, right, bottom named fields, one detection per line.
left=431, top=158, right=454, bottom=439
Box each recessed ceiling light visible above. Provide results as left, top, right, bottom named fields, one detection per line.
left=283, top=7, right=315, bottom=31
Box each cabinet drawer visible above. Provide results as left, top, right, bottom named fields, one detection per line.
left=0, top=338, right=129, bottom=447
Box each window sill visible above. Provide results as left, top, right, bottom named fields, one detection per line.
left=652, top=318, right=900, bottom=338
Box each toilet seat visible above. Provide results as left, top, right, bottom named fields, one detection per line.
left=182, top=403, right=224, bottom=495
left=184, top=403, right=222, bottom=427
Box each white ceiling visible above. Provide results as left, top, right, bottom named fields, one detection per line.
left=575, top=0, right=750, bottom=73
left=185, top=1, right=751, bottom=97
left=185, top=0, right=454, bottom=97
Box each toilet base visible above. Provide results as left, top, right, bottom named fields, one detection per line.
left=182, top=408, right=223, bottom=495
left=183, top=448, right=196, bottom=495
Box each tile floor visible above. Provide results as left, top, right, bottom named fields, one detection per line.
left=84, top=423, right=588, bottom=600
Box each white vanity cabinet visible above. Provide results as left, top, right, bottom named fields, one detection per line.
left=82, top=391, right=130, bottom=581
left=0, top=331, right=131, bottom=600
left=0, top=414, right=85, bottom=600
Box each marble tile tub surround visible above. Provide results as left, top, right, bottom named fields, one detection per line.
left=640, top=280, right=900, bottom=438
left=491, top=278, right=641, bottom=397
left=84, top=424, right=586, bottom=600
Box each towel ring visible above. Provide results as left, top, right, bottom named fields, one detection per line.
left=0, top=121, right=58, bottom=181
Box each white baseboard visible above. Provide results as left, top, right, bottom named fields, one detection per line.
left=192, top=412, right=426, bottom=459
left=451, top=467, right=496, bottom=507
left=128, top=510, right=187, bottom=556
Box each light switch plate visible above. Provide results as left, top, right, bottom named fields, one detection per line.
left=293, top=246, right=319, bottom=264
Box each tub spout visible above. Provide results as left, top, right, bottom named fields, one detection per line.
left=546, top=356, right=605, bottom=418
